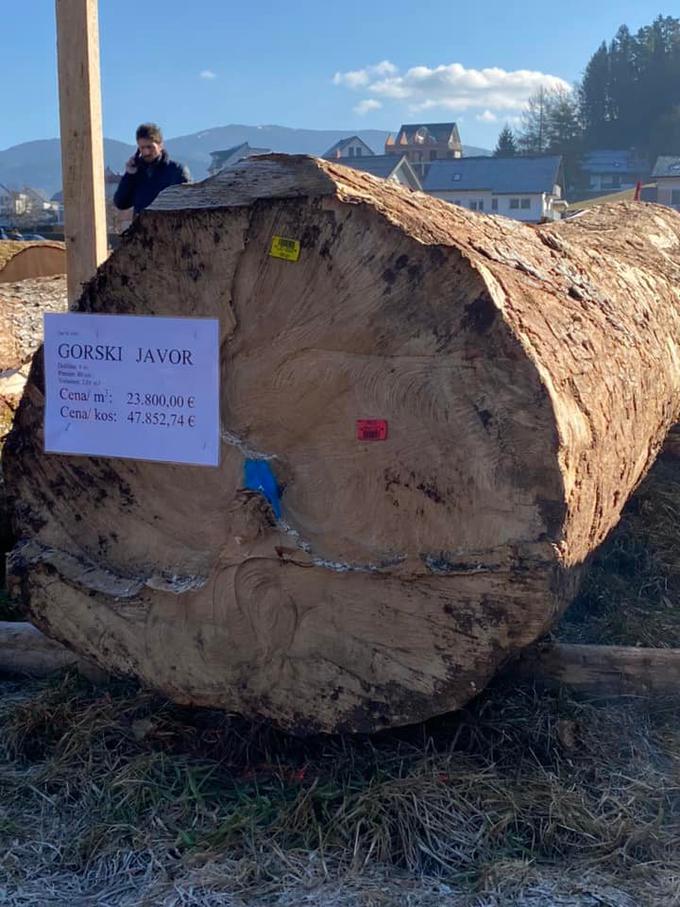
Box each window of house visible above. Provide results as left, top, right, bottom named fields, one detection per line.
left=469, top=200, right=485, bottom=211
left=451, top=173, right=462, bottom=182
left=510, top=198, right=520, bottom=209
left=520, top=198, right=531, bottom=209
left=356, top=147, right=362, bottom=157
left=348, top=147, right=355, bottom=158
left=671, top=189, right=680, bottom=206
left=491, top=198, right=498, bottom=211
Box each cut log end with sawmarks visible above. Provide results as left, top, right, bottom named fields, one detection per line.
left=4, top=155, right=680, bottom=733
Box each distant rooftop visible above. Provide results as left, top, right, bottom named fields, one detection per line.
left=423, top=155, right=562, bottom=194
left=332, top=154, right=421, bottom=189
left=581, top=150, right=648, bottom=175
left=652, top=156, right=680, bottom=179
left=209, top=143, right=271, bottom=173
left=392, top=123, right=461, bottom=147
left=322, top=136, right=374, bottom=159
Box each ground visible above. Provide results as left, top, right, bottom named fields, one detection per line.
left=1, top=672, right=679, bottom=905
left=2, top=452, right=680, bottom=905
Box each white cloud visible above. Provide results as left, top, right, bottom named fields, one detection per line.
left=333, top=60, right=570, bottom=115
left=333, top=60, right=397, bottom=89
left=200, top=69, right=217, bottom=80
left=476, top=110, right=498, bottom=123
left=354, top=98, right=382, bottom=115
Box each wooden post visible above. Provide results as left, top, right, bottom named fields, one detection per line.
left=55, top=0, right=108, bottom=306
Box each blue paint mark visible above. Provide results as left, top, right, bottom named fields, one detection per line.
left=244, top=459, right=281, bottom=519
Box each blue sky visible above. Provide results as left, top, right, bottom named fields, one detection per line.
left=1, top=1, right=672, bottom=151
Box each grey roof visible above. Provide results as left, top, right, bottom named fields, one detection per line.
left=395, top=122, right=460, bottom=146
left=335, top=154, right=421, bottom=189
left=423, top=155, right=562, bottom=194
left=211, top=142, right=248, bottom=161
left=581, top=150, right=647, bottom=174
left=652, top=156, right=680, bottom=178
left=322, top=135, right=374, bottom=158
left=210, top=143, right=270, bottom=168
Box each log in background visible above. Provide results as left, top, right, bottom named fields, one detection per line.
left=4, top=155, right=680, bottom=732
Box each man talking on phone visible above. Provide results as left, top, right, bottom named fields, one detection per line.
left=113, top=123, right=190, bottom=215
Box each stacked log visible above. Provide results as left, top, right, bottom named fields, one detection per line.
left=0, top=276, right=67, bottom=572
left=0, top=241, right=66, bottom=283
left=3, top=155, right=680, bottom=733
left=0, top=275, right=68, bottom=429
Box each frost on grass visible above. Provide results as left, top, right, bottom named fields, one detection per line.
left=0, top=672, right=678, bottom=906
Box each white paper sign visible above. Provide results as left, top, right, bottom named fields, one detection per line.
left=44, top=313, right=220, bottom=466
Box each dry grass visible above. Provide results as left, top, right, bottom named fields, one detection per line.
left=0, top=670, right=679, bottom=905
left=559, top=455, right=680, bottom=648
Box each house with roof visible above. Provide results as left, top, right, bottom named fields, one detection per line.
left=422, top=155, right=567, bottom=223
left=322, top=136, right=375, bottom=161
left=649, top=156, right=680, bottom=211
left=0, top=186, right=48, bottom=223
left=579, top=150, right=649, bottom=196
left=0, top=183, right=13, bottom=224
left=334, top=154, right=421, bottom=190
left=208, top=143, right=271, bottom=176
left=385, top=123, right=462, bottom=179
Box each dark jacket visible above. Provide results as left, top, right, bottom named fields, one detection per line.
left=113, top=150, right=190, bottom=214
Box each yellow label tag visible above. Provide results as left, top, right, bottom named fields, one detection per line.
left=270, top=235, right=301, bottom=262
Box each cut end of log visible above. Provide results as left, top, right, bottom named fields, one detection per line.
left=0, top=241, right=66, bottom=284
left=4, top=156, right=680, bottom=732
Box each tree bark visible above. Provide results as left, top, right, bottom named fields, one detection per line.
left=4, top=156, right=680, bottom=732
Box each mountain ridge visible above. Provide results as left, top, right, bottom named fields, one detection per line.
left=0, top=124, right=490, bottom=196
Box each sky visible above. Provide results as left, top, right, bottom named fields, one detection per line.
left=1, top=1, right=673, bottom=151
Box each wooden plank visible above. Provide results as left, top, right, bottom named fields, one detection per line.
left=513, top=642, right=680, bottom=696
left=0, top=622, right=105, bottom=680
left=55, top=0, right=108, bottom=306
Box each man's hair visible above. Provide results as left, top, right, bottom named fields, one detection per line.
left=136, top=123, right=163, bottom=144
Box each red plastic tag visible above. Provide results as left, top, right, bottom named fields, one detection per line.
left=356, top=419, right=388, bottom=441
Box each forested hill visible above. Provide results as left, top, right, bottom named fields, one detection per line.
left=494, top=15, right=680, bottom=193
left=581, top=16, right=680, bottom=159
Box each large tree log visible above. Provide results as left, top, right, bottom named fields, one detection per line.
left=0, top=241, right=66, bottom=283
left=4, top=156, right=680, bottom=733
